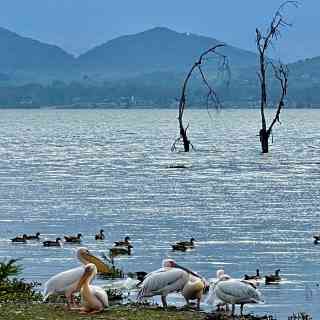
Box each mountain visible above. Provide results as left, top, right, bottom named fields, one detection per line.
left=77, top=27, right=258, bottom=78
left=0, top=27, right=75, bottom=82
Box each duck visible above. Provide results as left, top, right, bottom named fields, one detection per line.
left=171, top=243, right=188, bottom=251
left=314, top=235, right=320, bottom=244
left=11, top=234, right=28, bottom=243
left=109, top=245, right=133, bottom=256
left=95, top=229, right=105, bottom=240
left=43, top=238, right=63, bottom=247
left=114, top=236, right=131, bottom=247
left=64, top=233, right=82, bottom=243
left=25, top=232, right=41, bottom=240
left=243, top=269, right=261, bottom=281
left=265, top=269, right=281, bottom=284
left=171, top=238, right=195, bottom=251
left=176, top=238, right=195, bottom=248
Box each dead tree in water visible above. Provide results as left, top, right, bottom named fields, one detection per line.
left=256, top=1, right=298, bottom=153
left=171, top=44, right=229, bottom=152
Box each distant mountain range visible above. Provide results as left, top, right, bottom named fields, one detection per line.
left=0, top=27, right=74, bottom=81
left=0, top=26, right=319, bottom=107
left=77, top=27, right=258, bottom=77
left=0, top=26, right=259, bottom=82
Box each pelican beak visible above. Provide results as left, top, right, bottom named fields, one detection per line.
left=174, top=263, right=202, bottom=280
left=83, top=251, right=112, bottom=274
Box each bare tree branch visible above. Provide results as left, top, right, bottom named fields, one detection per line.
left=256, top=1, right=298, bottom=153
left=172, top=44, right=229, bottom=152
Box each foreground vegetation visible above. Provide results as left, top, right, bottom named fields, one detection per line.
left=0, top=303, right=276, bottom=320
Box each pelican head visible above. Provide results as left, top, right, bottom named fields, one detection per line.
left=77, top=263, right=97, bottom=289
left=76, top=247, right=111, bottom=274
left=216, top=269, right=231, bottom=281
left=162, top=259, right=176, bottom=268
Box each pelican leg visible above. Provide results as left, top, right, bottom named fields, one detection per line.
left=231, top=304, right=235, bottom=316
left=196, top=298, right=201, bottom=310
left=240, top=304, right=244, bottom=315
left=161, top=296, right=168, bottom=309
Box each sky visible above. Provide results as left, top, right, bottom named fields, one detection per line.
left=0, top=0, right=318, bottom=62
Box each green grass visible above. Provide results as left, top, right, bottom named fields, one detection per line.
left=0, top=304, right=207, bottom=320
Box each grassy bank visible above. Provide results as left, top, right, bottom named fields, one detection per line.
left=0, top=304, right=208, bottom=320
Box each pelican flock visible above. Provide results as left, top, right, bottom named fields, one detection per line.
left=11, top=230, right=276, bottom=316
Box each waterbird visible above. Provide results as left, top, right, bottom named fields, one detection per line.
left=176, top=238, right=195, bottom=248
left=64, top=233, right=82, bottom=243
left=71, top=263, right=108, bottom=314
left=95, top=229, right=105, bottom=240
left=109, top=244, right=133, bottom=256
left=171, top=238, right=195, bottom=251
left=25, top=232, right=40, bottom=240
left=213, top=269, right=263, bottom=316
left=114, top=236, right=131, bottom=247
left=43, top=238, right=63, bottom=247
left=243, top=269, right=261, bottom=281
left=314, top=235, right=320, bottom=244
left=42, top=247, right=112, bottom=306
left=11, top=234, right=28, bottom=243
left=265, top=269, right=281, bottom=284
left=137, top=259, right=206, bottom=309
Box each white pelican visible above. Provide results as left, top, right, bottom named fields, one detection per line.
left=72, top=263, right=108, bottom=314
left=213, top=269, right=263, bottom=315
left=42, top=247, right=112, bottom=306
left=138, top=259, right=206, bottom=309
left=182, top=274, right=205, bottom=309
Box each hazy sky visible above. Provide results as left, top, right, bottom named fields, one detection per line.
left=0, top=0, right=317, bottom=62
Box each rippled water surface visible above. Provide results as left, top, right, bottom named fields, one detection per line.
left=0, top=109, right=320, bottom=319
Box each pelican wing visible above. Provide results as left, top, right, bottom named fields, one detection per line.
left=138, top=268, right=189, bottom=298
left=90, top=285, right=109, bottom=307
left=43, top=266, right=84, bottom=300
left=215, top=279, right=262, bottom=304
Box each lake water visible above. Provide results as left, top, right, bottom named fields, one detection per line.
left=0, top=109, right=319, bottom=319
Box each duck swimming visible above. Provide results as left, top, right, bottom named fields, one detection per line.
left=171, top=243, right=188, bottom=251
left=176, top=238, right=195, bottom=248
left=265, top=269, right=281, bottom=284
left=109, top=244, right=133, bottom=256
left=64, top=233, right=82, bottom=243
left=114, top=236, right=131, bottom=247
left=43, top=238, right=63, bottom=247
left=95, top=229, right=105, bottom=240
left=314, top=235, right=320, bottom=244
left=25, top=232, right=40, bottom=240
left=11, top=234, right=28, bottom=243
left=171, top=238, right=195, bottom=251
left=243, top=269, right=261, bottom=281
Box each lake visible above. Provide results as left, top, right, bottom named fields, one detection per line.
left=0, top=109, right=319, bottom=319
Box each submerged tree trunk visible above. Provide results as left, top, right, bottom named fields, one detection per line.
left=259, top=129, right=269, bottom=153
left=256, top=1, right=296, bottom=153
